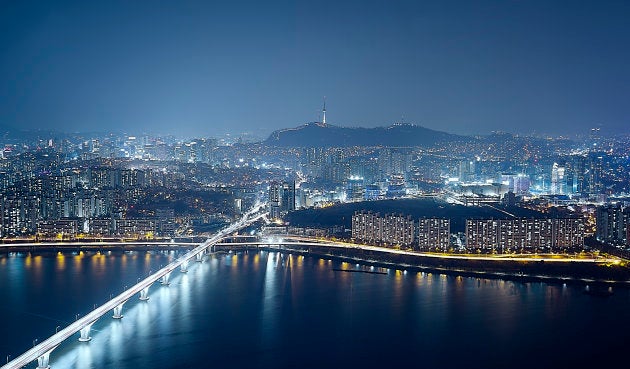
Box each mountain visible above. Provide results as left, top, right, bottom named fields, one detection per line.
left=264, top=122, right=462, bottom=147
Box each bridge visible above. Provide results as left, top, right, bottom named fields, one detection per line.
left=1, top=202, right=266, bottom=369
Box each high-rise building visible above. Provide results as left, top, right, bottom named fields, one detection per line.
left=465, top=218, right=583, bottom=251
left=379, top=148, right=412, bottom=178
left=269, top=180, right=296, bottom=220
left=501, top=173, right=530, bottom=195
left=459, top=160, right=476, bottom=182
left=564, top=156, right=584, bottom=194
left=301, top=147, right=325, bottom=178
left=0, top=195, right=39, bottom=237
left=345, top=176, right=365, bottom=202
left=383, top=214, right=415, bottom=247
left=121, top=169, right=146, bottom=189
left=586, top=154, right=604, bottom=194
left=417, top=218, right=450, bottom=250
left=352, top=211, right=414, bottom=247
left=596, top=205, right=630, bottom=246
left=551, top=163, right=566, bottom=195
left=352, top=211, right=382, bottom=244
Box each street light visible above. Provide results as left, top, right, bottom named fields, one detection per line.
left=56, top=325, right=61, bottom=333
left=7, top=354, right=11, bottom=364
left=75, top=313, right=80, bottom=321
left=33, top=338, right=37, bottom=347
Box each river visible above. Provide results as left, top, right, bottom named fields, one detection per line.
left=1, top=249, right=629, bottom=369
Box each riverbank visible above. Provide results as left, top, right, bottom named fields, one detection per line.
left=0, top=241, right=197, bottom=253
left=215, top=243, right=630, bottom=286
left=3, top=239, right=629, bottom=286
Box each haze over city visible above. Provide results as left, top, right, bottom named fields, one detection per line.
left=1, top=0, right=629, bottom=138
left=4, top=2, right=630, bottom=369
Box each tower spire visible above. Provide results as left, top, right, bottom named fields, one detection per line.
left=322, top=96, right=326, bottom=125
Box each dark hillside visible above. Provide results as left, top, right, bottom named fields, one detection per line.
left=285, top=198, right=547, bottom=233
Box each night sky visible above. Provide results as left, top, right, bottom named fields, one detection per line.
left=1, top=0, right=629, bottom=138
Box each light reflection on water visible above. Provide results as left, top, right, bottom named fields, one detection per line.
left=1, top=250, right=629, bottom=369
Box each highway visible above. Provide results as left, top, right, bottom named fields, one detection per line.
left=1, top=202, right=266, bottom=369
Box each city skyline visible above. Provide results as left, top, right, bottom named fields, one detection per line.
left=2, top=0, right=630, bottom=138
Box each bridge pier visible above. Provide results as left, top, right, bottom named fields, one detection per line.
left=161, top=272, right=171, bottom=285
left=180, top=260, right=189, bottom=273
left=36, top=346, right=56, bottom=369
left=196, top=251, right=204, bottom=262
left=78, top=322, right=95, bottom=342
left=112, top=302, right=125, bottom=319
left=139, top=286, right=150, bottom=301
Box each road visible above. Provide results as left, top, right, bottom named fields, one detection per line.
left=247, top=235, right=622, bottom=264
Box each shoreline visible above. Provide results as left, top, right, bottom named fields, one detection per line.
left=0, top=241, right=197, bottom=253
left=2, top=241, right=629, bottom=287
left=216, top=243, right=630, bottom=287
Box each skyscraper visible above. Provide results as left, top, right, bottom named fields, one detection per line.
left=551, top=163, right=566, bottom=195
left=269, top=180, right=296, bottom=220
left=596, top=204, right=630, bottom=245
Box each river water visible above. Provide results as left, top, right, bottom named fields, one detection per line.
left=1, top=249, right=629, bottom=369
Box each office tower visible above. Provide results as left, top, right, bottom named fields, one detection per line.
left=269, top=180, right=296, bottom=220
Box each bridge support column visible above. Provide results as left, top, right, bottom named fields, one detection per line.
left=36, top=347, right=56, bottom=369
left=161, top=272, right=171, bottom=285
left=112, top=302, right=125, bottom=319
left=180, top=260, right=189, bottom=273
left=139, top=286, right=150, bottom=301
left=196, top=251, right=204, bottom=262
left=78, top=322, right=95, bottom=342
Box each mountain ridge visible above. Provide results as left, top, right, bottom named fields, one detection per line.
left=264, top=122, right=463, bottom=147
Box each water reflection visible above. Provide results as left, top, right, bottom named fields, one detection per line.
left=261, top=251, right=278, bottom=347
left=75, top=342, right=93, bottom=369
left=2, top=250, right=630, bottom=369
left=73, top=252, right=83, bottom=273
left=56, top=252, right=66, bottom=272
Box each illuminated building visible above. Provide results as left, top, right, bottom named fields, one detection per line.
left=551, top=163, right=566, bottom=194
left=269, top=180, right=296, bottom=220
left=352, top=211, right=414, bottom=247
left=345, top=176, right=365, bottom=202
left=37, top=219, right=79, bottom=237
left=417, top=218, right=450, bottom=250
left=465, top=218, right=584, bottom=251
left=596, top=204, right=630, bottom=246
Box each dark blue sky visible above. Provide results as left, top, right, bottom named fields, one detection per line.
left=1, top=0, right=629, bottom=138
